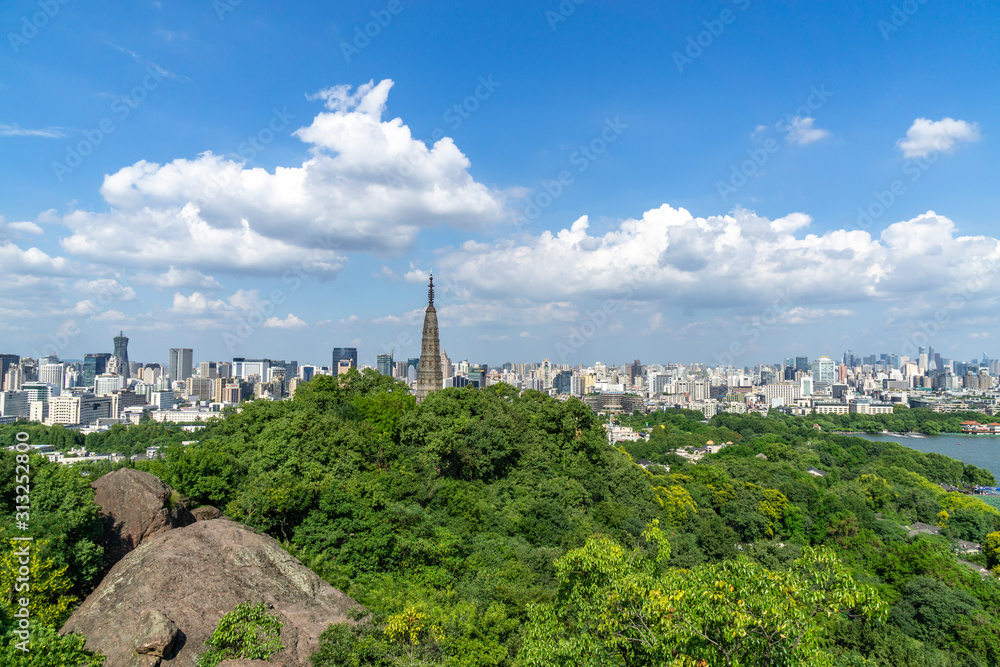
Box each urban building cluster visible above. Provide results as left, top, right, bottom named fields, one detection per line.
left=1, top=284, right=996, bottom=434
left=2, top=337, right=997, bottom=436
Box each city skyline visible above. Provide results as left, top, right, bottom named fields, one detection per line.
left=2, top=2, right=998, bottom=364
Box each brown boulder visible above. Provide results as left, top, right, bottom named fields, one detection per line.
left=62, top=519, right=363, bottom=666
left=191, top=505, right=224, bottom=521
left=91, top=468, right=195, bottom=567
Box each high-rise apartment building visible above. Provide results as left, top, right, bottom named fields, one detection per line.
left=168, top=348, right=193, bottom=382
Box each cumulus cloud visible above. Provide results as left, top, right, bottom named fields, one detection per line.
left=783, top=117, right=831, bottom=145
left=54, top=79, right=506, bottom=275
left=73, top=278, right=137, bottom=302
left=263, top=314, right=308, bottom=329
left=897, top=117, right=982, bottom=158
left=132, top=266, right=223, bottom=290
left=0, top=216, right=44, bottom=241
left=437, top=205, right=1000, bottom=312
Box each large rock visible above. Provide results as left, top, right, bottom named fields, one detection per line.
left=191, top=505, right=224, bottom=522
left=91, top=468, right=195, bottom=567
left=62, top=519, right=363, bottom=666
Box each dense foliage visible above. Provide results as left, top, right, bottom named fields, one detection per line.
left=800, top=405, right=1000, bottom=436
left=4, top=376, right=1000, bottom=665
left=196, top=601, right=284, bottom=667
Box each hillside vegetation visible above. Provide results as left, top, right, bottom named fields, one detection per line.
left=3, top=372, right=1000, bottom=665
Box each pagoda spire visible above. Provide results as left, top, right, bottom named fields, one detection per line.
left=414, top=274, right=443, bottom=403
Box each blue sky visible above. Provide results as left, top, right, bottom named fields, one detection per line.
left=1, top=0, right=997, bottom=369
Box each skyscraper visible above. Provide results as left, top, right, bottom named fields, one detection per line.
left=331, top=348, right=358, bottom=376
left=83, top=353, right=111, bottom=389
left=113, top=331, right=130, bottom=380
left=414, top=275, right=443, bottom=403
left=168, top=348, right=193, bottom=382
left=0, top=354, right=19, bottom=391
left=377, top=353, right=394, bottom=376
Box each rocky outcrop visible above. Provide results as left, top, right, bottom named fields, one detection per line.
left=91, top=468, right=195, bottom=567
left=191, top=505, right=224, bottom=521
left=62, top=519, right=363, bottom=666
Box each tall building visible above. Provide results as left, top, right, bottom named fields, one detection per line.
left=414, top=275, right=443, bottom=403
left=468, top=364, right=487, bottom=389
left=39, top=363, right=65, bottom=389
left=199, top=361, right=218, bottom=379
left=83, top=353, right=111, bottom=389
left=113, top=331, right=130, bottom=380
left=440, top=350, right=453, bottom=379
left=331, top=348, right=358, bottom=376
left=377, top=353, right=394, bottom=376
left=406, top=358, right=420, bottom=384
left=168, top=348, right=193, bottom=382
left=0, top=354, right=19, bottom=391
left=553, top=370, right=573, bottom=394
left=812, top=356, right=835, bottom=384
left=795, top=356, right=810, bottom=373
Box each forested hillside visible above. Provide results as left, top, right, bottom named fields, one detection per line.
left=3, top=372, right=1000, bottom=665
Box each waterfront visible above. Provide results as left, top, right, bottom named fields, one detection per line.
left=851, top=432, right=1000, bottom=481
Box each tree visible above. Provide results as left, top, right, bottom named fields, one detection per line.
left=519, top=524, right=887, bottom=667
left=196, top=602, right=284, bottom=667
left=985, top=531, right=1000, bottom=572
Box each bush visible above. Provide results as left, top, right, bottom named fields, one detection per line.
left=196, top=602, right=284, bottom=667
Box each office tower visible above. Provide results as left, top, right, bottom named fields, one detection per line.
left=168, top=348, right=193, bottom=381
left=0, top=390, right=29, bottom=419
left=407, top=358, right=420, bottom=383
left=39, top=362, right=65, bottom=389
left=553, top=370, right=573, bottom=394
left=82, top=353, right=111, bottom=389
left=811, top=356, right=835, bottom=383
left=468, top=364, right=488, bottom=389
left=795, top=356, right=809, bottom=373
left=331, top=348, right=358, bottom=376
left=377, top=353, right=394, bottom=376
left=217, top=361, right=232, bottom=379
left=112, top=331, right=130, bottom=380
left=199, top=361, right=218, bottom=379
left=0, top=354, right=19, bottom=391
left=414, top=276, right=444, bottom=403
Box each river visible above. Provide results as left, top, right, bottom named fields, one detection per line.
left=849, top=432, right=1000, bottom=480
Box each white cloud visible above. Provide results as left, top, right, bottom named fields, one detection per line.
left=897, top=117, right=982, bottom=158
left=0, top=123, right=65, bottom=138
left=777, top=307, right=856, bottom=325
left=437, top=205, right=1000, bottom=313
left=54, top=79, right=506, bottom=275
left=784, top=117, right=830, bottom=145
left=132, top=267, right=223, bottom=290
left=73, top=278, right=137, bottom=302
left=404, top=268, right=430, bottom=283
left=263, top=314, right=308, bottom=329
left=0, top=217, right=44, bottom=241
